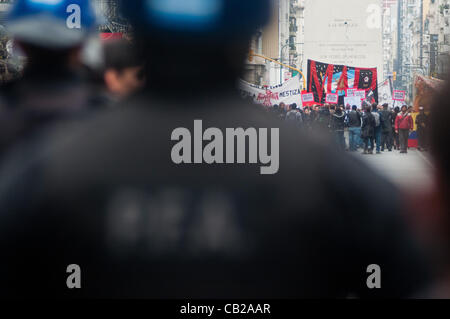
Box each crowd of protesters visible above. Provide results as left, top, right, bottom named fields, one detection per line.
left=262, top=101, right=430, bottom=155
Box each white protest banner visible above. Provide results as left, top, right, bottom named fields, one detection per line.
left=393, top=90, right=406, bottom=101
left=346, top=88, right=357, bottom=97
left=344, top=96, right=362, bottom=109
left=325, top=93, right=339, bottom=104
left=301, top=92, right=314, bottom=103
left=238, top=76, right=302, bottom=107
left=355, top=90, right=366, bottom=100
left=378, top=78, right=393, bottom=106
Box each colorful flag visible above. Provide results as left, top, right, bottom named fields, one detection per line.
left=307, top=59, right=378, bottom=105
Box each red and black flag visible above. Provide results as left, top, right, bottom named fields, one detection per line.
left=307, top=59, right=378, bottom=105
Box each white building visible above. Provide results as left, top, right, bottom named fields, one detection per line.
left=423, top=0, right=450, bottom=78
left=303, top=0, right=384, bottom=81
left=383, top=0, right=398, bottom=80
left=393, top=0, right=450, bottom=100
left=279, top=0, right=304, bottom=78
left=245, top=0, right=306, bottom=87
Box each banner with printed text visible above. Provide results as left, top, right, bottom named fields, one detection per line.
left=307, top=59, right=378, bottom=105
left=238, top=76, right=302, bottom=107
left=378, top=77, right=394, bottom=106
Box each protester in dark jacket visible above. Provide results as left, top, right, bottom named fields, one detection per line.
left=416, top=107, right=429, bottom=151
left=371, top=103, right=382, bottom=154
left=310, top=106, right=319, bottom=129
left=380, top=103, right=393, bottom=152
left=286, top=103, right=302, bottom=127
left=361, top=104, right=376, bottom=154
left=348, top=105, right=362, bottom=151
left=392, top=106, right=400, bottom=149
left=278, top=102, right=287, bottom=120
left=303, top=107, right=313, bottom=130
left=330, top=106, right=346, bottom=150
left=315, top=106, right=331, bottom=132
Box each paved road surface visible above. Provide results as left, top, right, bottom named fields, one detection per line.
left=355, top=149, right=435, bottom=192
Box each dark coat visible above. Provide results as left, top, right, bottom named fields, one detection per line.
left=347, top=110, right=362, bottom=128
left=415, top=113, right=429, bottom=132
left=361, top=112, right=375, bottom=138
left=0, top=66, right=101, bottom=158
left=380, top=110, right=393, bottom=133
left=330, top=111, right=345, bottom=131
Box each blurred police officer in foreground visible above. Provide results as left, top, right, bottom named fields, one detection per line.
left=0, top=0, right=100, bottom=157
left=0, top=0, right=430, bottom=298
left=430, top=78, right=450, bottom=297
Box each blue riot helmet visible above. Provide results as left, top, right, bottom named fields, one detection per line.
left=6, top=0, right=98, bottom=49
left=119, top=0, right=272, bottom=43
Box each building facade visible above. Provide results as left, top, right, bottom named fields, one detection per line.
left=383, top=0, right=398, bottom=82
left=393, top=0, right=423, bottom=100
left=244, top=0, right=305, bottom=87
left=392, top=0, right=450, bottom=100
left=423, top=0, right=450, bottom=79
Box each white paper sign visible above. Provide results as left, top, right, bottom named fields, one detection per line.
left=302, top=93, right=315, bottom=103
left=325, top=93, right=339, bottom=104
left=344, top=96, right=362, bottom=109
left=393, top=90, right=406, bottom=101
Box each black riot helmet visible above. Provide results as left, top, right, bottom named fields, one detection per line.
left=117, top=0, right=273, bottom=96
left=119, top=0, right=272, bottom=43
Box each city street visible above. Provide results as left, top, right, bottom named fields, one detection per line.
left=356, top=149, right=435, bottom=192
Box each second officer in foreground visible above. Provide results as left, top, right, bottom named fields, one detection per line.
left=0, top=0, right=100, bottom=157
